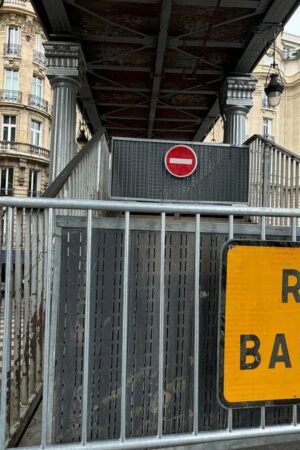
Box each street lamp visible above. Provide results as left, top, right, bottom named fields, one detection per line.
left=264, top=36, right=284, bottom=107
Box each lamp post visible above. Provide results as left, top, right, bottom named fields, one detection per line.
left=264, top=34, right=284, bottom=107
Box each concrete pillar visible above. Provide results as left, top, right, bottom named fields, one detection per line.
left=44, top=42, right=83, bottom=181
left=220, top=74, right=257, bottom=145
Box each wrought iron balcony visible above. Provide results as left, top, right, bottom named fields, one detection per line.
left=28, top=94, right=49, bottom=112
left=3, top=43, right=21, bottom=57
left=0, top=187, right=14, bottom=196
left=27, top=190, right=41, bottom=197
left=0, top=90, right=22, bottom=103
left=33, top=49, right=45, bottom=65
left=0, top=141, right=50, bottom=159
left=3, top=0, right=27, bottom=5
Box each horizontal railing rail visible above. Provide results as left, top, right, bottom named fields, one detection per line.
left=0, top=90, right=22, bottom=103
left=3, top=43, right=21, bottom=57
left=0, top=198, right=300, bottom=450
left=0, top=141, right=50, bottom=158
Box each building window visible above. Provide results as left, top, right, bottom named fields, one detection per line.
left=29, top=76, right=48, bottom=110
left=5, top=26, right=20, bottom=56
left=28, top=169, right=40, bottom=197
left=33, top=34, right=45, bottom=64
left=263, top=117, right=273, bottom=140
left=32, top=75, right=43, bottom=98
left=30, top=120, right=42, bottom=147
left=262, top=91, right=270, bottom=108
left=3, top=69, right=20, bottom=101
left=0, top=168, right=13, bottom=196
left=2, top=115, right=16, bottom=141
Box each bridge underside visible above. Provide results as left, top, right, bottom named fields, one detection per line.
left=32, top=0, right=298, bottom=141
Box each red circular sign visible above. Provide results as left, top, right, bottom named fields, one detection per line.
left=164, top=145, right=197, bottom=178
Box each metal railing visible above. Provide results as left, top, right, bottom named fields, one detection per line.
left=247, top=134, right=300, bottom=224
left=0, top=90, right=22, bottom=103
left=0, top=188, right=13, bottom=196
left=0, top=141, right=50, bottom=159
left=43, top=129, right=109, bottom=204
left=3, top=44, right=21, bottom=57
left=27, top=190, right=41, bottom=197
left=28, top=95, right=49, bottom=113
left=33, top=50, right=45, bottom=65
left=3, top=0, right=27, bottom=5
left=0, top=204, right=45, bottom=446
left=0, top=197, right=300, bottom=450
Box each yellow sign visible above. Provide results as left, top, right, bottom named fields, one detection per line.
left=219, top=241, right=300, bottom=407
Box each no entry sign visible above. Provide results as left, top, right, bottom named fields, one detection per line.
left=164, top=145, right=197, bottom=178
left=219, top=240, right=300, bottom=408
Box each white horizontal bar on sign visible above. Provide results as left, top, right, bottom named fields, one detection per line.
left=169, top=158, right=193, bottom=165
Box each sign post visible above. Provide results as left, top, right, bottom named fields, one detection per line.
left=164, top=145, right=197, bottom=178
left=219, top=240, right=300, bottom=408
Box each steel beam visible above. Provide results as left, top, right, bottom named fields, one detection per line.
left=147, top=0, right=172, bottom=138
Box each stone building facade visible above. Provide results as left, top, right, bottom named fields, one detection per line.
left=206, top=32, right=300, bottom=155
left=0, top=0, right=51, bottom=198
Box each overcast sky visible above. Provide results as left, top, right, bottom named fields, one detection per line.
left=284, top=5, right=300, bottom=36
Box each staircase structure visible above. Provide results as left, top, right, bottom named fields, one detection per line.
left=1, top=1, right=300, bottom=450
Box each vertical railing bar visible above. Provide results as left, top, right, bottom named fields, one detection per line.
left=29, top=211, right=38, bottom=396
left=261, top=216, right=266, bottom=241
left=227, top=213, right=234, bottom=431
left=41, top=208, right=54, bottom=448
left=292, top=217, right=297, bottom=243
left=261, top=406, right=266, bottom=429
left=227, top=408, right=233, bottom=432
left=158, top=212, right=166, bottom=439
left=229, top=215, right=234, bottom=240
left=293, top=404, right=298, bottom=427
left=120, top=211, right=130, bottom=442
left=21, top=210, right=31, bottom=407
left=0, top=206, right=13, bottom=449
left=12, top=208, right=22, bottom=424
left=82, top=209, right=93, bottom=445
left=260, top=214, right=266, bottom=428
left=295, top=163, right=299, bottom=210
left=292, top=212, right=297, bottom=433
left=193, top=214, right=200, bottom=435
left=36, top=212, right=44, bottom=385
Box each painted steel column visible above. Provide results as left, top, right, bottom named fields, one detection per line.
left=44, top=42, right=84, bottom=181
left=48, top=77, right=79, bottom=181
left=220, top=75, right=257, bottom=146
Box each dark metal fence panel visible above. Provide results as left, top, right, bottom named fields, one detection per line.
left=111, top=138, right=249, bottom=203
left=51, top=216, right=298, bottom=445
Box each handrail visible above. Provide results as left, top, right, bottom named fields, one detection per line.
left=42, top=128, right=106, bottom=198
left=2, top=196, right=300, bottom=216
left=245, top=134, right=300, bottom=163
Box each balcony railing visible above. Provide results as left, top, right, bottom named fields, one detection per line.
left=3, top=43, right=21, bottom=57
left=28, top=94, right=49, bottom=112
left=0, top=141, right=18, bottom=150
left=0, top=187, right=14, bottom=196
left=0, top=89, right=22, bottom=103
left=28, top=189, right=41, bottom=197
left=33, top=49, right=45, bottom=65
left=3, top=0, right=27, bottom=5
left=0, top=141, right=50, bottom=159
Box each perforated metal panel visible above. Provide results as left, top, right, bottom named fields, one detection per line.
left=52, top=219, right=295, bottom=444
left=110, top=138, right=249, bottom=203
